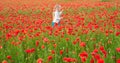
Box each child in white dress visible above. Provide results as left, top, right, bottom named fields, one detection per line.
left=52, top=4, right=63, bottom=27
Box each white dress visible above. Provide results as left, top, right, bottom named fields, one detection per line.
left=53, top=10, right=62, bottom=23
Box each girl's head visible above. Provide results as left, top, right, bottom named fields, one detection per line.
left=54, top=4, right=61, bottom=11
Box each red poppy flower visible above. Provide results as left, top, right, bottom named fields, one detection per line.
left=101, top=50, right=107, bottom=57
left=90, top=58, right=94, bottom=63
left=73, top=41, right=77, bottom=45
left=37, top=58, right=43, bottom=63
left=25, top=48, right=35, bottom=54
left=63, top=57, right=76, bottom=62
left=97, top=58, right=104, bottom=63
left=2, top=60, right=8, bottom=63
left=41, top=45, right=45, bottom=49
left=99, top=46, right=104, bottom=51
left=43, top=37, right=49, bottom=43
left=48, top=56, right=52, bottom=61
left=66, top=38, right=69, bottom=42
left=34, top=32, right=41, bottom=37
left=116, top=32, right=120, bottom=36
left=80, top=42, right=86, bottom=47
left=60, top=50, right=63, bottom=55
left=67, top=27, right=73, bottom=35
left=79, top=51, right=88, bottom=62
left=81, top=57, right=86, bottom=63
left=7, top=55, right=12, bottom=59
left=31, top=48, right=35, bottom=52
left=51, top=50, right=55, bottom=54
left=79, top=51, right=88, bottom=58
left=21, top=29, right=27, bottom=34
left=13, top=29, right=20, bottom=36
left=53, top=44, right=57, bottom=48
left=75, top=37, right=80, bottom=42
left=117, top=59, right=120, bottom=63
left=99, top=46, right=107, bottom=57
left=36, top=40, right=39, bottom=47
left=6, top=33, right=12, bottom=40
left=93, top=49, right=98, bottom=53
left=45, top=26, right=53, bottom=31
left=25, top=49, right=31, bottom=54
left=94, top=54, right=100, bottom=60
left=116, top=48, right=120, bottom=52
left=109, top=30, right=113, bottom=33
left=0, top=45, right=2, bottom=49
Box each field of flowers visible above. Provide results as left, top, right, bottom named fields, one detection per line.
left=0, top=0, right=120, bottom=63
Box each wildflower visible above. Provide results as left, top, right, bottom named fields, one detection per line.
left=75, top=37, right=80, bottom=42
left=101, top=50, right=107, bottom=58
left=25, top=49, right=31, bottom=53
left=34, top=32, right=40, bottom=37
left=79, top=51, right=88, bottom=62
left=21, top=29, right=27, bottom=34
left=93, top=49, right=98, bottom=54
left=73, top=41, right=77, bottom=45
left=82, top=30, right=88, bottom=34
left=94, top=54, right=100, bottom=60
left=45, top=26, right=53, bottom=31
left=60, top=50, right=63, bottom=55
left=99, top=46, right=107, bottom=57
left=25, top=48, right=35, bottom=54
left=31, top=48, right=35, bottom=52
left=116, top=48, right=120, bottom=52
left=53, top=43, right=57, bottom=48
left=66, top=38, right=69, bottom=42
left=7, top=55, right=12, bottom=59
left=14, top=29, right=20, bottom=36
left=63, top=57, right=76, bottom=62
left=67, top=27, right=73, bottom=35
left=49, top=31, right=52, bottom=35
left=109, top=30, right=113, bottom=33
left=116, top=59, right=120, bottom=63
left=99, top=46, right=104, bottom=51
left=18, top=36, right=25, bottom=41
left=41, top=45, right=45, bottom=49
left=81, top=57, right=86, bottom=63
left=11, top=41, right=21, bottom=46
left=43, top=37, right=49, bottom=43
left=80, top=42, right=86, bottom=47
left=97, top=58, right=104, bottom=63
left=105, top=33, right=109, bottom=36
left=2, top=60, right=8, bottom=63
left=36, top=40, right=39, bottom=47
left=37, top=58, right=43, bottom=63
left=0, top=45, right=2, bottom=49
left=6, top=33, right=12, bottom=40
left=116, top=32, right=120, bottom=36
left=51, top=50, right=55, bottom=54
left=48, top=56, right=52, bottom=61
left=90, top=58, right=94, bottom=63
left=79, top=51, right=88, bottom=58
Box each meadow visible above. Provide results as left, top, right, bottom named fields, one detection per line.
left=0, top=0, right=120, bottom=63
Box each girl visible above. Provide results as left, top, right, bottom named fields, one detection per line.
left=52, top=4, right=63, bottom=27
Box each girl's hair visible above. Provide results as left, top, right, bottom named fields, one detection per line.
left=54, top=4, right=61, bottom=11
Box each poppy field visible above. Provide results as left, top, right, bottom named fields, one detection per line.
left=0, top=0, right=120, bottom=63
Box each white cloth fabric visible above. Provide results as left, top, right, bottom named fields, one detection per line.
left=52, top=10, right=62, bottom=23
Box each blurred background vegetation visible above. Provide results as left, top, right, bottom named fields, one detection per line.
left=101, top=0, right=115, bottom=2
